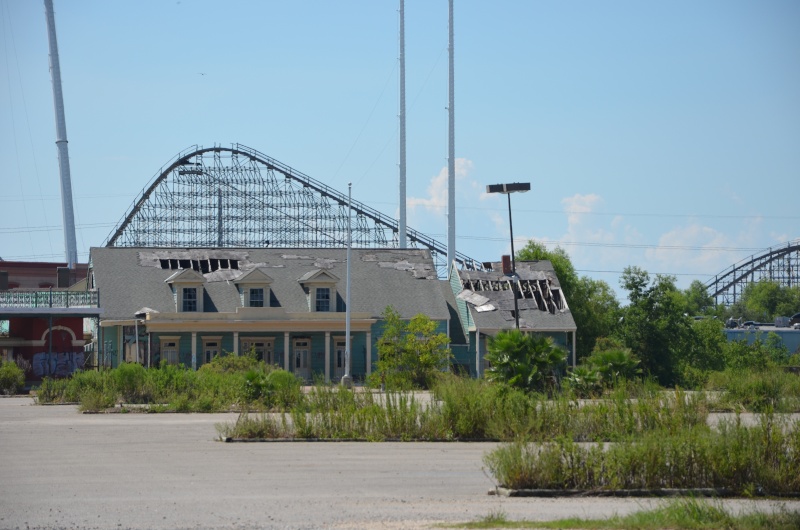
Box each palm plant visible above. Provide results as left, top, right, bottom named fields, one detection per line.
left=485, top=330, right=567, bottom=392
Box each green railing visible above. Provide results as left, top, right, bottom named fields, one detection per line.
left=0, top=289, right=99, bottom=309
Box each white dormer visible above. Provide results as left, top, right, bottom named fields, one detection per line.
left=233, top=268, right=274, bottom=308
left=297, top=269, right=340, bottom=312
left=165, top=268, right=206, bottom=312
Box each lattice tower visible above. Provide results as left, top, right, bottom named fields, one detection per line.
left=105, top=144, right=483, bottom=277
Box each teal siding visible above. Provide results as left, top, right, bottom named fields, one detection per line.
left=448, top=263, right=471, bottom=335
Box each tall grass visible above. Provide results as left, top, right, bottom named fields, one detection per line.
left=221, top=376, right=710, bottom=442
left=34, top=359, right=300, bottom=412
left=484, top=413, right=800, bottom=495
left=708, top=368, right=800, bottom=412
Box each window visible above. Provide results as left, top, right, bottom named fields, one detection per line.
left=241, top=338, right=274, bottom=364
left=294, top=340, right=309, bottom=369
left=336, top=340, right=346, bottom=369
left=182, top=288, right=197, bottom=312
left=203, top=340, right=219, bottom=364
left=315, top=287, right=330, bottom=312
left=161, top=340, right=179, bottom=366
left=249, top=288, right=264, bottom=307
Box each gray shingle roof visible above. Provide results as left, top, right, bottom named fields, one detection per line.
left=90, top=247, right=449, bottom=321
left=456, top=260, right=577, bottom=332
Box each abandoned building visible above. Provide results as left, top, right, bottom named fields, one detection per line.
left=0, top=261, right=99, bottom=379
left=88, top=246, right=464, bottom=381
left=450, top=259, right=577, bottom=375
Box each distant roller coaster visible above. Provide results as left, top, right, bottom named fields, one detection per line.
left=705, top=240, right=800, bottom=306
left=104, top=144, right=483, bottom=277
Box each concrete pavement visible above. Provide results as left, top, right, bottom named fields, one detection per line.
left=0, top=397, right=796, bottom=529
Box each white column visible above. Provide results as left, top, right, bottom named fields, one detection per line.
left=475, top=329, right=481, bottom=378
left=572, top=330, right=577, bottom=368
left=191, top=332, right=197, bottom=370
left=284, top=332, right=290, bottom=372
left=233, top=331, right=239, bottom=356
left=366, top=331, right=372, bottom=375
left=324, top=331, right=331, bottom=383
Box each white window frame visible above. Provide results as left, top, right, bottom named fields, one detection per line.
left=248, top=287, right=265, bottom=308
left=203, top=336, right=222, bottom=364
left=241, top=337, right=275, bottom=364
left=182, top=287, right=198, bottom=312
left=160, top=336, right=181, bottom=366
left=294, top=339, right=310, bottom=373
left=315, top=287, right=331, bottom=312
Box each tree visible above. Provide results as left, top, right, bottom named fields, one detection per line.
left=516, top=240, right=578, bottom=301
left=485, top=329, right=567, bottom=392
left=683, top=280, right=715, bottom=316
left=725, top=281, right=800, bottom=322
left=516, top=240, right=620, bottom=361
left=616, top=266, right=693, bottom=387
left=679, top=317, right=728, bottom=388
left=370, top=306, right=452, bottom=390
left=570, top=276, right=621, bottom=360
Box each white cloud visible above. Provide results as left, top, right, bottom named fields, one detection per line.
left=408, top=158, right=474, bottom=214
left=644, top=223, right=734, bottom=273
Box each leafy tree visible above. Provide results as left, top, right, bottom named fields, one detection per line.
left=515, top=240, right=620, bottom=361
left=485, top=329, right=567, bottom=392
left=516, top=240, right=578, bottom=301
left=683, top=280, right=715, bottom=316
left=370, top=306, right=452, bottom=390
left=726, top=281, right=800, bottom=322
left=616, top=266, right=693, bottom=386
left=678, top=317, right=728, bottom=388
left=570, top=276, right=621, bottom=360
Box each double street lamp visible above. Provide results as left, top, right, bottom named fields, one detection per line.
left=486, top=182, right=531, bottom=329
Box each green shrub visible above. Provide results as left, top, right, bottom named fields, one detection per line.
left=265, top=369, right=302, bottom=409
left=78, top=386, right=116, bottom=412
left=198, top=348, right=262, bottom=374
left=563, top=366, right=603, bottom=398
left=485, top=415, right=800, bottom=494
left=0, top=360, right=26, bottom=395
left=708, top=368, right=800, bottom=412
left=484, top=330, right=567, bottom=393
left=585, top=344, right=642, bottom=385
left=112, top=362, right=150, bottom=403
left=34, top=377, right=69, bottom=403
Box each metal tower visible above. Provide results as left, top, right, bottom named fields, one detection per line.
left=104, top=144, right=484, bottom=278
left=44, top=0, right=77, bottom=268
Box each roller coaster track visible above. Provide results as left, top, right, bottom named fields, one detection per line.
left=104, top=143, right=483, bottom=276
left=705, top=239, right=800, bottom=306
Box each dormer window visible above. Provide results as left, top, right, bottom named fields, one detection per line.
left=182, top=287, right=197, bottom=312
left=249, top=288, right=264, bottom=308
left=233, top=268, right=274, bottom=308
left=297, top=269, right=340, bottom=313
left=315, top=287, right=330, bottom=312
left=165, top=268, right=206, bottom=313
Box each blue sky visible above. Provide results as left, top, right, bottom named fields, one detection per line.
left=1, top=0, right=798, bottom=299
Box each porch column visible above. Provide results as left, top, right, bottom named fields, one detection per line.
left=191, top=332, right=197, bottom=371
left=366, top=331, right=372, bottom=375
left=476, top=329, right=481, bottom=378
left=283, top=332, right=290, bottom=372
left=324, top=331, right=330, bottom=383
left=233, top=331, right=239, bottom=356
left=572, top=330, right=577, bottom=368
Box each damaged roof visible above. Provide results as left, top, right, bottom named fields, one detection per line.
left=90, top=247, right=449, bottom=321
left=456, top=260, right=577, bottom=333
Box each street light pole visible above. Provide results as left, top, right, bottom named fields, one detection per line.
left=486, top=182, right=531, bottom=330
left=342, top=183, right=353, bottom=388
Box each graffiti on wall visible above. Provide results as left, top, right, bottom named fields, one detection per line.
left=32, top=352, right=85, bottom=378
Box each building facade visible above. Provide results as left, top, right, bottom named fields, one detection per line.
left=89, top=247, right=452, bottom=382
